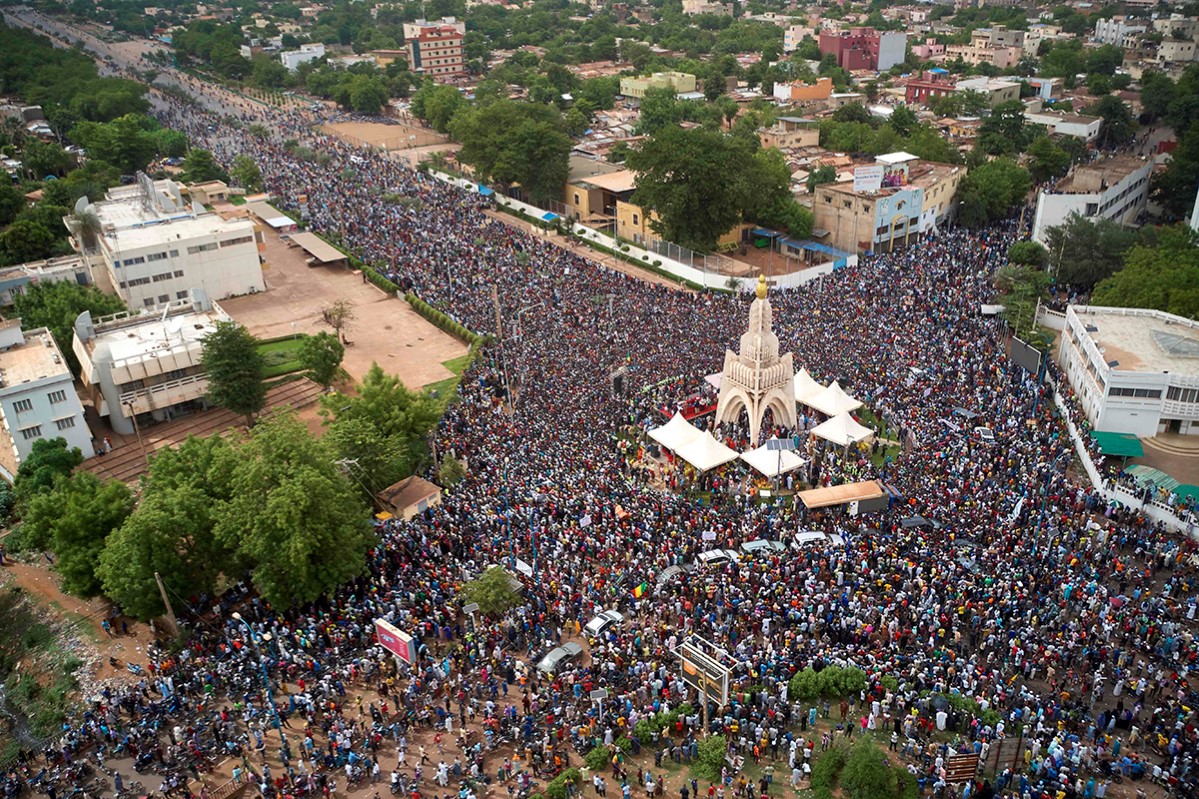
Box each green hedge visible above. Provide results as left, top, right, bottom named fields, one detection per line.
left=405, top=292, right=481, bottom=344
left=584, top=745, right=610, bottom=771
left=811, top=743, right=849, bottom=799
left=788, top=666, right=867, bottom=701
left=545, top=768, right=581, bottom=799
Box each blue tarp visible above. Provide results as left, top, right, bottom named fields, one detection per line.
left=541, top=212, right=559, bottom=222
left=750, top=228, right=782, bottom=238
left=478, top=185, right=494, bottom=196
left=781, top=238, right=852, bottom=259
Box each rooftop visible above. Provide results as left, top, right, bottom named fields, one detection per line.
left=0, top=322, right=71, bottom=388
left=1055, top=155, right=1151, bottom=194
left=105, top=213, right=254, bottom=251
left=1075, top=306, right=1199, bottom=377
left=86, top=304, right=226, bottom=366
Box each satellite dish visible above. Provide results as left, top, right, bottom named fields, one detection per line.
left=74, top=196, right=91, bottom=214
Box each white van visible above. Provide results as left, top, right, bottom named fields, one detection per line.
left=696, top=549, right=741, bottom=568
left=791, top=531, right=846, bottom=551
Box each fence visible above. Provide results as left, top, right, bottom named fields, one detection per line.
left=428, top=171, right=855, bottom=292
left=1035, top=306, right=1067, bottom=331
left=331, top=127, right=446, bottom=152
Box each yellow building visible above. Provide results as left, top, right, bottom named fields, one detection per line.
left=565, top=169, right=638, bottom=224
left=615, top=200, right=742, bottom=250
left=619, top=71, right=698, bottom=100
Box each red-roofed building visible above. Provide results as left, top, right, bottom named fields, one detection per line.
left=403, top=19, right=465, bottom=80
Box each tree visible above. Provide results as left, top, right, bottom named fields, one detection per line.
left=213, top=413, right=376, bottom=607
left=181, top=148, right=229, bottom=183
left=1153, top=124, right=1199, bottom=217
left=321, top=299, right=356, bottom=344
left=12, top=437, right=84, bottom=510
left=628, top=126, right=787, bottom=252
left=0, top=220, right=56, bottom=266
left=98, top=484, right=234, bottom=620
left=460, top=566, right=523, bottom=617
left=320, top=363, right=440, bottom=476
left=438, top=455, right=467, bottom=487
left=1092, top=226, right=1199, bottom=318
left=410, top=83, right=466, bottom=133
left=888, top=105, right=918, bottom=137
left=0, top=185, right=24, bottom=228
left=450, top=99, right=571, bottom=206
left=637, top=86, right=683, bottom=134
left=68, top=115, right=157, bottom=174
left=1140, top=70, right=1176, bottom=121
left=1026, top=135, right=1071, bottom=183
left=1008, top=240, right=1048, bottom=267
left=1087, top=95, right=1136, bottom=149
left=840, top=738, right=903, bottom=799
left=957, top=158, right=1030, bottom=228
left=201, top=321, right=266, bottom=426
left=12, top=281, right=125, bottom=376
left=977, top=100, right=1033, bottom=155
left=23, top=473, right=134, bottom=597
left=1044, top=212, right=1140, bottom=289
left=995, top=264, right=1050, bottom=338
left=349, top=75, right=389, bottom=115
left=300, top=331, right=345, bottom=389
left=806, top=164, right=837, bottom=193
left=230, top=154, right=263, bottom=193
left=22, top=140, right=74, bottom=178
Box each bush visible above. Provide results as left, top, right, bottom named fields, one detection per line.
left=811, top=743, right=849, bottom=799
left=405, top=293, right=479, bottom=344
left=584, top=745, right=610, bottom=771
left=840, top=739, right=894, bottom=799
left=633, top=718, right=655, bottom=744
left=693, top=734, right=727, bottom=782
left=615, top=736, right=634, bottom=753
left=545, top=768, right=581, bottom=799
left=653, top=260, right=662, bottom=266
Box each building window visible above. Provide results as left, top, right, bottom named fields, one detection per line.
left=219, top=235, right=254, bottom=248
left=147, top=252, right=168, bottom=262
left=173, top=270, right=185, bottom=278
left=48, top=390, right=67, bottom=404
left=20, top=426, right=41, bottom=441
left=13, top=399, right=32, bottom=413
left=144, top=298, right=155, bottom=308
left=54, top=417, right=75, bottom=431
left=177, top=291, right=189, bottom=300
left=186, top=243, right=219, bottom=254
left=170, top=249, right=179, bottom=257
left=159, top=294, right=170, bottom=304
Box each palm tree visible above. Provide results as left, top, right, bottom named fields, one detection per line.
left=66, top=207, right=103, bottom=253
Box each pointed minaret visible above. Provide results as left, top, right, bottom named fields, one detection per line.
left=715, top=275, right=797, bottom=443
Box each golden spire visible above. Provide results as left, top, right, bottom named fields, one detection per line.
left=755, top=274, right=768, bottom=300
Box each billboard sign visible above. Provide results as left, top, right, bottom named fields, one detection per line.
left=852, top=165, right=884, bottom=193
left=676, top=636, right=732, bottom=706
left=375, top=618, right=418, bottom=664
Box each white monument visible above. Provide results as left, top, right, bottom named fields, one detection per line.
left=715, top=275, right=797, bottom=443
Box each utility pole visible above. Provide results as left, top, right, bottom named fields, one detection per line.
left=154, top=572, right=178, bottom=635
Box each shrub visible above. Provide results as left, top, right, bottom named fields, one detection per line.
left=545, top=768, right=581, bottom=799
left=653, top=260, right=662, bottom=266
left=841, top=739, right=896, bottom=799
left=633, top=718, right=655, bottom=744
left=584, top=745, right=610, bottom=771
left=693, top=734, right=727, bottom=782
left=615, top=736, right=634, bottom=753
left=811, top=743, right=849, bottom=799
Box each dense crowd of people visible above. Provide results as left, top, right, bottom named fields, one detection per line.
left=3, top=24, right=1199, bottom=799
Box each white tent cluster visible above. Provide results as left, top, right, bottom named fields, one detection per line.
left=648, top=370, right=872, bottom=474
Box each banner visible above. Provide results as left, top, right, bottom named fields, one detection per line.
left=375, top=618, right=418, bottom=664
left=852, top=165, right=883, bottom=193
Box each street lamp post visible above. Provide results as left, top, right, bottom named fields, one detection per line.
left=231, top=612, right=289, bottom=765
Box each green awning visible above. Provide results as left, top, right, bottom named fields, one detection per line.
left=1174, top=484, right=1199, bottom=501
left=1090, top=431, right=1144, bottom=458
left=1125, top=464, right=1180, bottom=492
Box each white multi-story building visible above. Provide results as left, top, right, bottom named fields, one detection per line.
left=1031, top=156, right=1153, bottom=244
left=70, top=175, right=264, bottom=311
left=1060, top=305, right=1199, bottom=438
left=1023, top=110, right=1102, bottom=141
left=1094, top=16, right=1146, bottom=46
left=72, top=292, right=227, bottom=436
left=0, top=320, right=93, bottom=478
left=280, top=43, right=325, bottom=71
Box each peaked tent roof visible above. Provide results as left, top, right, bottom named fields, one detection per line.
left=805, top=380, right=863, bottom=416
left=649, top=412, right=702, bottom=452
left=810, top=412, right=874, bottom=447
left=740, top=441, right=808, bottom=477
left=676, top=431, right=740, bottom=472
left=793, top=369, right=826, bottom=404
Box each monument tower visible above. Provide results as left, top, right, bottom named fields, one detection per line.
left=714, top=275, right=797, bottom=443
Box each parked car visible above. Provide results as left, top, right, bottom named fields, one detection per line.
left=584, top=609, right=626, bottom=638
left=791, top=531, right=846, bottom=551
left=974, top=426, right=996, bottom=444
left=739, top=539, right=786, bottom=557
left=695, top=548, right=740, bottom=568
left=536, top=642, right=583, bottom=674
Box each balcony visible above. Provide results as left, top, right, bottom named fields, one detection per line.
left=119, top=373, right=208, bottom=415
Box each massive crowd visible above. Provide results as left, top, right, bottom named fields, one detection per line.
left=4, top=37, right=1199, bottom=799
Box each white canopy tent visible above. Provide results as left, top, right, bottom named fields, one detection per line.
left=649, top=412, right=702, bottom=452
left=805, top=380, right=863, bottom=417
left=810, top=413, right=874, bottom=447
left=740, top=441, right=808, bottom=477
left=676, top=432, right=740, bottom=472
left=704, top=373, right=722, bottom=390
left=793, top=369, right=825, bottom=404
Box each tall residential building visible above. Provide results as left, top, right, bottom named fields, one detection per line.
left=0, top=320, right=93, bottom=477
left=68, top=174, right=265, bottom=311
left=72, top=292, right=227, bottom=436
left=403, top=18, right=466, bottom=80
left=817, top=28, right=907, bottom=71
left=1094, top=16, right=1146, bottom=46
left=1031, top=156, right=1153, bottom=244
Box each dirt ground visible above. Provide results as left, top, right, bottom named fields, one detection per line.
left=325, top=121, right=448, bottom=152
left=215, top=217, right=468, bottom=389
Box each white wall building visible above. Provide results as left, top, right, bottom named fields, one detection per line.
left=876, top=31, right=908, bottom=72
left=1094, top=16, right=1146, bottom=45
left=1023, top=110, right=1102, bottom=141
left=72, top=175, right=264, bottom=311
left=0, top=255, right=91, bottom=306
left=72, top=292, right=227, bottom=436
left=1060, top=305, right=1199, bottom=438
left=1031, top=156, right=1153, bottom=244
left=0, top=320, right=93, bottom=478
left=280, top=43, right=325, bottom=71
